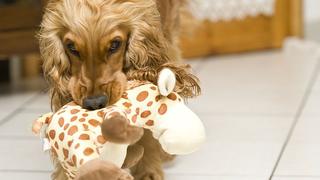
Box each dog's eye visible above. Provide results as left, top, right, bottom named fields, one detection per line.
left=67, top=43, right=80, bottom=57
left=109, top=39, right=122, bottom=54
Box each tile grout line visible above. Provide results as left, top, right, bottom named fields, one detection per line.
left=0, top=135, right=38, bottom=140
left=268, top=57, right=320, bottom=180
left=0, top=91, right=44, bottom=126
left=0, top=169, right=51, bottom=173
left=193, top=111, right=296, bottom=117
left=275, top=174, right=320, bottom=178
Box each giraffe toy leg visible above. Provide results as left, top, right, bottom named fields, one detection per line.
left=74, top=159, right=133, bottom=180
left=101, top=109, right=143, bottom=144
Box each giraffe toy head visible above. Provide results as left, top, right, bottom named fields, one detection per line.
left=103, top=79, right=206, bottom=155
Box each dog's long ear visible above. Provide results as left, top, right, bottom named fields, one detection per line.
left=155, top=0, right=186, bottom=43
left=123, top=0, right=172, bottom=71
left=121, top=0, right=200, bottom=97
left=38, top=2, right=71, bottom=110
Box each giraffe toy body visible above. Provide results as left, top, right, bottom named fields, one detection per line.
left=33, top=71, right=205, bottom=179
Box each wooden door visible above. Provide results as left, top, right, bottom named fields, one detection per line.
left=0, top=0, right=43, bottom=56
left=179, top=0, right=303, bottom=58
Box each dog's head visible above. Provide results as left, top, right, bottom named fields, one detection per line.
left=39, top=0, right=173, bottom=110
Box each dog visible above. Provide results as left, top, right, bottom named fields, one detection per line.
left=39, top=0, right=199, bottom=179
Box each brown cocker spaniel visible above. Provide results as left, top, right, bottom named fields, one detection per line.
left=39, top=0, right=200, bottom=179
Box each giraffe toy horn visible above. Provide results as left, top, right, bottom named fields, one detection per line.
left=158, top=68, right=176, bottom=96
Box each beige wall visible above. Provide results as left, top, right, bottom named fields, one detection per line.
left=304, top=0, right=320, bottom=23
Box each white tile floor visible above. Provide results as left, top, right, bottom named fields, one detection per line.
left=1, top=39, right=320, bottom=180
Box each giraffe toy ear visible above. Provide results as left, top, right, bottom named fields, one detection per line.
left=158, top=68, right=176, bottom=96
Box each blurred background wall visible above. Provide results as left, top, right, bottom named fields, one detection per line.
left=0, top=0, right=319, bottom=91
left=304, top=0, right=320, bottom=42
left=304, top=0, right=320, bottom=23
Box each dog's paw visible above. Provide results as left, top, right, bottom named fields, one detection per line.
left=134, top=171, right=163, bottom=180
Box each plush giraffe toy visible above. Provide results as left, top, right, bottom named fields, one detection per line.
left=32, top=69, right=205, bottom=179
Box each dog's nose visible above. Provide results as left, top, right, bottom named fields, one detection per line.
left=83, top=95, right=108, bottom=110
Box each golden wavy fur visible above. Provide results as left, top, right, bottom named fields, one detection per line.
left=39, top=0, right=200, bottom=179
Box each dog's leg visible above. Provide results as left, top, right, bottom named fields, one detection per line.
left=122, top=144, right=144, bottom=169
left=160, top=149, right=176, bottom=163
left=131, top=130, right=164, bottom=180
left=51, top=160, right=68, bottom=180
